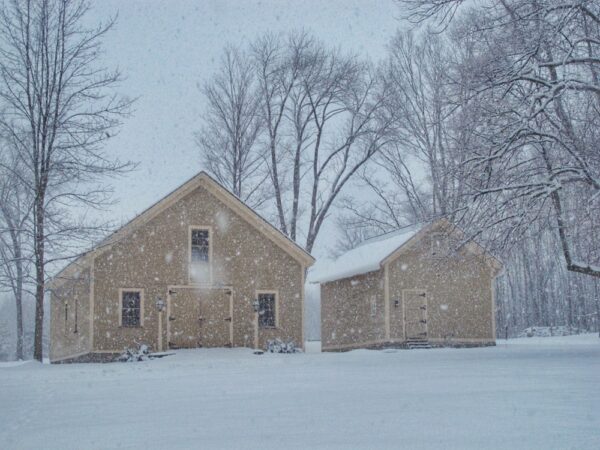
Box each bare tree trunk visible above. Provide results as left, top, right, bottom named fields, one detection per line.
left=33, top=196, right=45, bottom=361
left=595, top=280, right=600, bottom=337
left=290, top=142, right=302, bottom=241
left=15, top=283, right=23, bottom=360
left=1, top=224, right=25, bottom=360
left=270, top=137, right=288, bottom=236
left=12, top=232, right=24, bottom=360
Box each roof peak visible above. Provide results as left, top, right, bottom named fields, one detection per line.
left=50, top=169, right=314, bottom=289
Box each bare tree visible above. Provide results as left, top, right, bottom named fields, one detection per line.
left=196, top=46, right=267, bottom=208
left=251, top=31, right=308, bottom=239
left=0, top=141, right=32, bottom=360
left=0, top=0, right=134, bottom=361
left=334, top=29, right=474, bottom=246
left=385, top=31, right=460, bottom=217
left=251, top=31, right=394, bottom=252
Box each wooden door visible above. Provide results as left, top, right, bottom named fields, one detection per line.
left=404, top=290, right=428, bottom=339
left=199, top=290, right=232, bottom=347
left=169, top=288, right=201, bottom=349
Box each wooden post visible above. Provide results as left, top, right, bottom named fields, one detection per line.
left=158, top=308, right=163, bottom=352
left=254, top=310, right=259, bottom=350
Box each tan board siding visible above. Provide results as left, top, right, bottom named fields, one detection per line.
left=50, top=267, right=91, bottom=361
left=387, top=230, right=495, bottom=342
left=320, top=270, right=385, bottom=349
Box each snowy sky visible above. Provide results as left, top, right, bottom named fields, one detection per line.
left=86, top=0, right=404, bottom=257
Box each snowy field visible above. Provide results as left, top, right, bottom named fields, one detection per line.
left=1, top=335, right=599, bottom=450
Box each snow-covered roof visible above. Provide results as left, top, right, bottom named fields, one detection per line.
left=311, top=224, right=423, bottom=284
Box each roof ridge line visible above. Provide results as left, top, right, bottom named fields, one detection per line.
left=357, top=221, right=427, bottom=247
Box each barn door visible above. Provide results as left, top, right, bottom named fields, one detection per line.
left=199, top=290, right=232, bottom=348
left=168, top=288, right=201, bottom=349
left=404, top=290, right=428, bottom=339
left=168, top=288, right=232, bottom=349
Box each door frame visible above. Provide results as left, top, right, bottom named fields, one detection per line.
left=253, top=289, right=280, bottom=349
left=166, top=284, right=234, bottom=349
left=402, top=289, right=428, bottom=340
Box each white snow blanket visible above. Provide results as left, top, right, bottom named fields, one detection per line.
left=1, top=334, right=599, bottom=449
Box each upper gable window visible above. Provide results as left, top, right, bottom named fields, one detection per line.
left=369, top=295, right=377, bottom=317
left=191, top=228, right=210, bottom=263
left=431, top=232, right=450, bottom=258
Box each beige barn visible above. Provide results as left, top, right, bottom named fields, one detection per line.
left=48, top=172, right=314, bottom=363
left=314, top=219, right=502, bottom=351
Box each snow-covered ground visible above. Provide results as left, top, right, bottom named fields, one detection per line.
left=1, top=335, right=599, bottom=450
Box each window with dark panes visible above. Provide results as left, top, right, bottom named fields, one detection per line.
left=122, top=291, right=141, bottom=327
left=258, top=293, right=276, bottom=328
left=191, top=228, right=210, bottom=263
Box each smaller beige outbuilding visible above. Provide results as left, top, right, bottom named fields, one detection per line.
left=314, top=219, right=502, bottom=351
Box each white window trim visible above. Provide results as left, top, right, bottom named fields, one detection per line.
left=256, top=290, right=279, bottom=329
left=188, top=225, right=213, bottom=285
left=119, top=288, right=145, bottom=328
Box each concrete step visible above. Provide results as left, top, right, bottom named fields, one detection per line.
left=406, top=338, right=432, bottom=349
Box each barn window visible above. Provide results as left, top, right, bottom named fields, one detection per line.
left=431, top=232, right=450, bottom=257
left=190, top=228, right=210, bottom=263
left=369, top=295, right=377, bottom=317
left=258, top=292, right=277, bottom=328
left=121, top=290, right=143, bottom=327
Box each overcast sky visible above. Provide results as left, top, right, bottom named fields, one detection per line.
left=87, top=0, right=404, bottom=257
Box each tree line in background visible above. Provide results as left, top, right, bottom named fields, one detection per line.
left=198, top=0, right=600, bottom=336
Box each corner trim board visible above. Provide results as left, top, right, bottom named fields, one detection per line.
left=89, top=257, right=95, bottom=352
